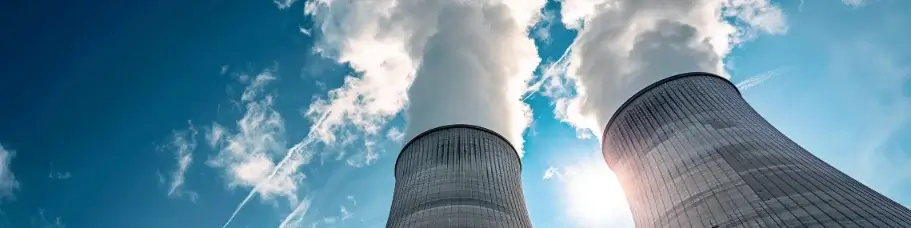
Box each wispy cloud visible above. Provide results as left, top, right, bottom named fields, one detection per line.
left=205, top=123, right=227, bottom=149
left=542, top=166, right=562, bottom=180
left=48, top=172, right=71, bottom=180
left=344, top=139, right=380, bottom=167
left=283, top=199, right=357, bottom=228
left=163, top=121, right=200, bottom=202
left=386, top=127, right=404, bottom=143
left=220, top=65, right=230, bottom=75
left=207, top=70, right=310, bottom=228
left=736, top=67, right=790, bottom=91
left=340, top=206, right=352, bottom=221
left=33, top=209, right=65, bottom=228
left=211, top=60, right=404, bottom=227
left=47, top=163, right=72, bottom=180
left=532, top=6, right=558, bottom=43
left=273, top=0, right=297, bottom=9
left=347, top=195, right=356, bottom=206
left=0, top=144, right=18, bottom=202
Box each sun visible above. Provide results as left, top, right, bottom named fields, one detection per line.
left=557, top=156, right=634, bottom=227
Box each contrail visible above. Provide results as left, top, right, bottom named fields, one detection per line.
left=219, top=110, right=331, bottom=228
left=278, top=197, right=313, bottom=228
left=735, top=67, right=790, bottom=91
left=523, top=47, right=572, bottom=101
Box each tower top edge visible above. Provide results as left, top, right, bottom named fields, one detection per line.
left=601, top=72, right=739, bottom=137
left=394, top=124, right=522, bottom=174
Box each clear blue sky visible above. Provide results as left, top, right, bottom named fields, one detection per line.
left=0, top=0, right=908, bottom=228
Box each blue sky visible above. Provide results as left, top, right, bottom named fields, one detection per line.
left=0, top=0, right=909, bottom=228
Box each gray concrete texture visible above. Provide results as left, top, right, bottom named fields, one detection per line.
left=386, top=125, right=532, bottom=228
left=602, top=73, right=911, bottom=228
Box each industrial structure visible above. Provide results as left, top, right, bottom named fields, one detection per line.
left=601, top=72, right=911, bottom=227
left=386, top=124, right=532, bottom=228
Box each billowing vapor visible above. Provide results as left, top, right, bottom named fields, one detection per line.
left=402, top=1, right=543, bottom=155
left=305, top=0, right=546, bottom=156
left=541, top=0, right=787, bottom=139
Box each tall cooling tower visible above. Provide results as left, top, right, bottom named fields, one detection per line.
left=386, top=124, right=532, bottom=228
left=602, top=72, right=911, bottom=228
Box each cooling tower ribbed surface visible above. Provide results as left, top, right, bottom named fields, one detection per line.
left=602, top=72, right=911, bottom=228
left=386, top=124, right=531, bottom=228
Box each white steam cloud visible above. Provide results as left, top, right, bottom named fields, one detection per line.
left=304, top=0, right=547, bottom=157
left=539, top=0, right=787, bottom=139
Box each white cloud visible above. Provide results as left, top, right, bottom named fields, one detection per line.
left=35, top=209, right=66, bottom=228
left=48, top=172, right=72, bottom=180
left=299, top=27, right=312, bottom=36
left=542, top=166, right=562, bottom=180
left=0, top=144, right=18, bottom=202
left=340, top=206, right=351, bottom=221
left=46, top=162, right=71, bottom=180
left=210, top=64, right=398, bottom=226
left=206, top=123, right=227, bottom=148
left=346, top=195, right=356, bottom=206
left=165, top=121, right=199, bottom=202
left=304, top=0, right=548, bottom=157
left=207, top=70, right=312, bottom=228
left=385, top=127, right=404, bottom=143
left=274, top=0, right=297, bottom=9
left=220, top=65, right=230, bottom=75
left=532, top=7, right=558, bottom=42
left=344, top=139, right=380, bottom=167
left=735, top=67, right=789, bottom=91
left=207, top=71, right=303, bottom=202
left=540, top=0, right=787, bottom=139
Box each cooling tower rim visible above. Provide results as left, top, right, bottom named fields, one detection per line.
left=394, top=124, right=521, bottom=174
left=601, top=72, right=739, bottom=139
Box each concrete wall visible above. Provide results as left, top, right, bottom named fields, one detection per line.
left=603, top=73, right=911, bottom=228
left=387, top=125, right=531, bottom=228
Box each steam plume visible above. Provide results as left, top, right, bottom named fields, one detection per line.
left=542, top=0, right=787, bottom=138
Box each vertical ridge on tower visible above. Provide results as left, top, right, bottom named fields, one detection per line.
left=387, top=124, right=531, bottom=228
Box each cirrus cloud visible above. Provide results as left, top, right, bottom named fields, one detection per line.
left=163, top=121, right=200, bottom=202
left=0, top=143, right=18, bottom=202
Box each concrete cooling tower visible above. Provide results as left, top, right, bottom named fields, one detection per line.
left=386, top=124, right=532, bottom=228
left=602, top=72, right=911, bottom=228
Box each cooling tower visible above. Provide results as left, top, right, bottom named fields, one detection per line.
left=602, top=72, right=911, bottom=227
left=386, top=124, right=532, bottom=228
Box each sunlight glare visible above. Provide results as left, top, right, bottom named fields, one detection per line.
left=557, top=155, right=634, bottom=227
